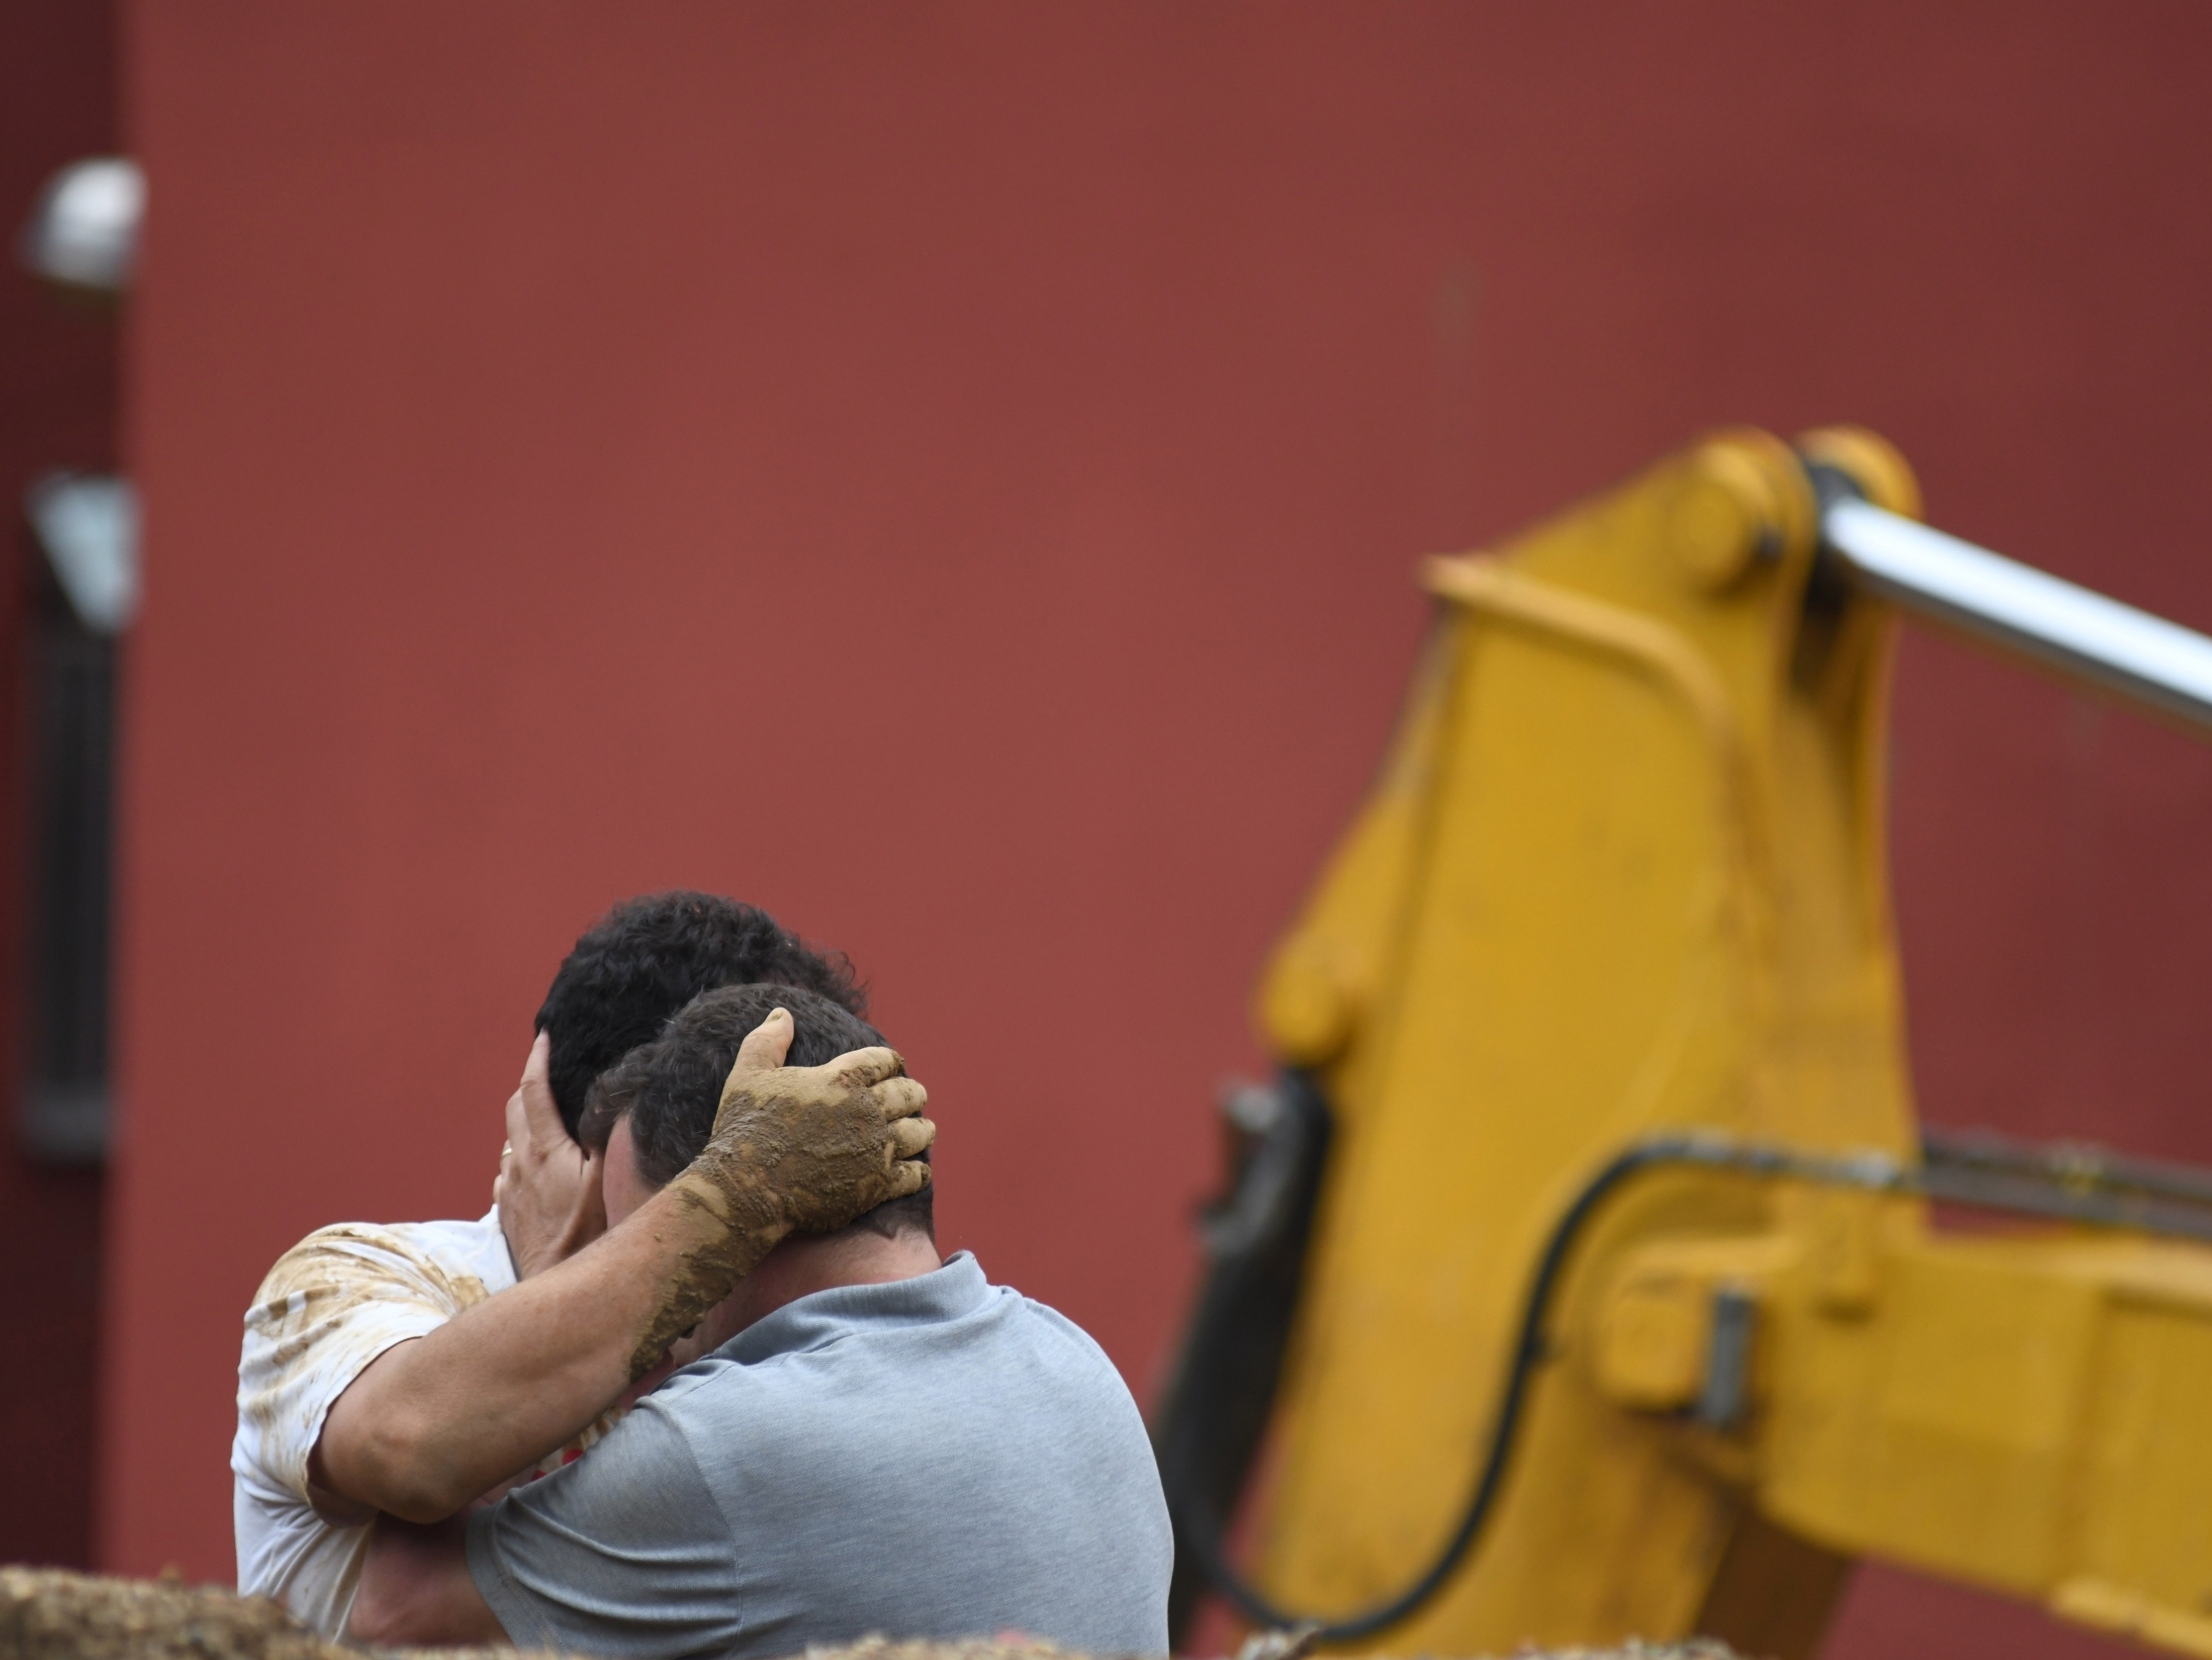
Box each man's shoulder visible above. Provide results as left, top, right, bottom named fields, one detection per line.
left=654, top=1261, right=1139, bottom=1440
left=250, top=1212, right=514, bottom=1320
left=995, top=1286, right=1123, bottom=1371
left=949, top=1268, right=1137, bottom=1397
left=235, top=1213, right=511, bottom=1524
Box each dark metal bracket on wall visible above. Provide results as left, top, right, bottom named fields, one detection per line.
left=19, top=470, right=136, bottom=1163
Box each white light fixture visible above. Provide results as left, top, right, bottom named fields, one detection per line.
left=26, top=472, right=140, bottom=635
left=18, top=155, right=143, bottom=294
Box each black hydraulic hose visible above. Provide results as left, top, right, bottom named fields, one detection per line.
left=1178, top=1133, right=1839, bottom=1641
left=1185, top=1140, right=1946, bottom=1644
left=1183, top=1120, right=2212, bottom=1640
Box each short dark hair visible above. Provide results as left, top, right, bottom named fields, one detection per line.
left=535, top=892, right=863, bottom=1137
left=581, top=982, right=933, bottom=1242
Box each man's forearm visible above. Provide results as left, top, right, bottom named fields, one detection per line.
left=318, top=1187, right=785, bottom=1522
left=347, top=1513, right=503, bottom=1647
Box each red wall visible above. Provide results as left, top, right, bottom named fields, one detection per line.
left=109, top=6, right=2212, bottom=1658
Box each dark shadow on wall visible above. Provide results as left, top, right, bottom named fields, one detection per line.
left=0, top=0, right=118, bottom=1571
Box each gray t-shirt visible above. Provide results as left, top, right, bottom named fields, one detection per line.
left=467, top=1252, right=1172, bottom=1659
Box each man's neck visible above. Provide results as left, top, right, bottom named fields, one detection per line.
left=704, top=1228, right=942, bottom=1348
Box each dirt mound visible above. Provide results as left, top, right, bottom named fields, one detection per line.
left=1, top=1568, right=347, bottom=1660
left=0, top=1568, right=1737, bottom=1660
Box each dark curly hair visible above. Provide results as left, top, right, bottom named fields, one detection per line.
left=534, top=892, right=864, bottom=1137
left=581, top=982, right=933, bottom=1241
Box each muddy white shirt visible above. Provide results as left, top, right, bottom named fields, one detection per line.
left=230, top=1208, right=613, bottom=1638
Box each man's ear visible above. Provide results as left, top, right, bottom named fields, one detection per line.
left=576, top=1093, right=617, bottom=1155
left=600, top=1106, right=662, bottom=1228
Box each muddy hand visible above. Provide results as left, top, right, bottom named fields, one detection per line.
left=634, top=1009, right=932, bottom=1375
left=702, top=1006, right=933, bottom=1235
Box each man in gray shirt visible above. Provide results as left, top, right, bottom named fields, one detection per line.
left=349, top=984, right=1172, bottom=1659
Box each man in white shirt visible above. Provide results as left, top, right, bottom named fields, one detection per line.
left=232, top=891, right=930, bottom=1638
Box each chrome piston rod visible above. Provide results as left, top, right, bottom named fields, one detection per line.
left=1821, top=497, right=2212, bottom=734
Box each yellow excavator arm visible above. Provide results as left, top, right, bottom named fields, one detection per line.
left=1153, top=430, right=2212, bottom=1660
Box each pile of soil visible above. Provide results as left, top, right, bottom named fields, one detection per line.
left=0, top=1568, right=1739, bottom=1660
left=1, top=1568, right=348, bottom=1660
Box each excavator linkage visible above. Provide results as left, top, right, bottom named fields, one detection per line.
left=1154, top=429, right=2212, bottom=1660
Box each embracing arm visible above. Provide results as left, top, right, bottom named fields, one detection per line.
left=355, top=1382, right=743, bottom=1653
left=314, top=1013, right=931, bottom=1522
left=345, top=1514, right=500, bottom=1647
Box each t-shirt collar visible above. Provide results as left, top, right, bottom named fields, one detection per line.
left=721, top=1249, right=991, bottom=1363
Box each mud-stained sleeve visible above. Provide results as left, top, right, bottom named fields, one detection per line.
left=236, top=1224, right=491, bottom=1504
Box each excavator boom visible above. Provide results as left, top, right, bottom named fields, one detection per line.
left=1154, top=429, right=2212, bottom=1660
